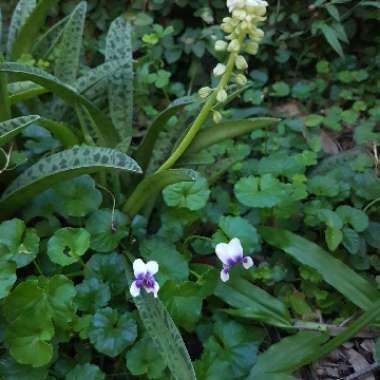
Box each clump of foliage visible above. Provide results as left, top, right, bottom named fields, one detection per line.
left=0, top=0, right=380, bottom=379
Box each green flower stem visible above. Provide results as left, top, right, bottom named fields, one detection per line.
left=155, top=49, right=239, bottom=173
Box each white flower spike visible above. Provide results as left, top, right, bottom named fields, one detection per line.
left=215, top=237, right=253, bottom=282
left=130, top=258, right=160, bottom=298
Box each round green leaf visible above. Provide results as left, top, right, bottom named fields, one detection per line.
left=217, top=216, right=260, bottom=253
left=163, top=177, right=210, bottom=211
left=84, top=252, right=128, bottom=295
left=47, top=227, right=90, bottom=266
left=0, top=218, right=39, bottom=268
left=89, top=307, right=137, bottom=357
left=0, top=260, right=17, bottom=299
left=0, top=355, right=48, bottom=380
left=85, top=209, right=129, bottom=252
left=75, top=278, right=111, bottom=312
left=126, top=336, right=167, bottom=378
left=53, top=175, right=102, bottom=218
left=65, top=363, right=105, bottom=380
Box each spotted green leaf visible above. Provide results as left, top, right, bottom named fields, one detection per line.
left=6, top=0, right=36, bottom=58
left=0, top=63, right=119, bottom=146
left=106, top=16, right=133, bottom=147
left=32, top=15, right=69, bottom=59
left=8, top=81, right=49, bottom=103
left=54, top=2, right=86, bottom=83
left=133, top=292, right=197, bottom=380
left=0, top=115, right=40, bottom=147
left=10, top=0, right=57, bottom=60
left=0, top=145, right=142, bottom=219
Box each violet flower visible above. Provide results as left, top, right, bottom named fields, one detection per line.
left=130, top=259, right=160, bottom=298
left=215, top=237, right=253, bottom=282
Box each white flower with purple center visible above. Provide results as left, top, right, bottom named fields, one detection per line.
left=130, top=259, right=160, bottom=298
left=215, top=238, right=253, bottom=282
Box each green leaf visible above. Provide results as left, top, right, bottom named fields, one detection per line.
left=66, top=363, right=105, bottom=380
left=8, top=81, right=49, bottom=103
left=123, top=169, right=196, bottom=217
left=52, top=175, right=102, bottom=218
left=132, top=291, right=196, bottom=380
left=140, top=238, right=189, bottom=285
left=89, top=307, right=137, bottom=357
left=336, top=206, right=369, bottom=232
left=0, top=63, right=119, bottom=146
left=260, top=227, right=380, bottom=311
left=6, top=0, right=36, bottom=58
left=160, top=281, right=203, bottom=332
left=234, top=175, right=287, bottom=208
left=214, top=276, right=291, bottom=328
left=134, top=96, right=194, bottom=172
left=185, top=117, right=278, bottom=155
left=5, top=316, right=54, bottom=367
left=126, top=335, right=167, bottom=378
left=0, top=218, right=39, bottom=268
left=271, top=81, right=290, bottom=97
left=248, top=332, right=329, bottom=378
left=163, top=176, right=210, bottom=211
left=0, top=260, right=17, bottom=299
left=198, top=320, right=261, bottom=380
left=3, top=276, right=76, bottom=367
left=217, top=216, right=260, bottom=253
left=342, top=227, right=360, bottom=255
left=32, top=15, right=69, bottom=59
left=319, top=23, right=344, bottom=57
left=10, top=0, right=57, bottom=60
left=85, top=209, right=129, bottom=252
left=106, top=16, right=133, bottom=146
left=75, top=278, right=111, bottom=313
left=0, top=55, right=11, bottom=122
left=84, top=252, right=128, bottom=295
left=0, top=115, right=40, bottom=147
left=47, top=227, right=90, bottom=266
left=0, top=145, right=141, bottom=220
left=54, top=2, right=86, bottom=83
left=325, top=227, right=343, bottom=251
left=0, top=355, right=48, bottom=380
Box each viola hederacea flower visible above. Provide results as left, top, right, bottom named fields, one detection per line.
left=215, top=237, right=253, bottom=282
left=130, top=259, right=160, bottom=298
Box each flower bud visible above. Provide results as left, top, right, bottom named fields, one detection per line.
left=216, top=89, right=228, bottom=103
left=215, top=40, right=228, bottom=51
left=235, top=55, right=248, bottom=70
left=245, top=41, right=259, bottom=55
left=213, top=63, right=226, bottom=77
left=235, top=73, right=248, bottom=86
left=198, top=86, right=212, bottom=98
left=228, top=39, right=240, bottom=52
left=221, top=22, right=234, bottom=34
left=213, top=110, right=223, bottom=123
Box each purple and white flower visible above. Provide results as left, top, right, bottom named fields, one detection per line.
left=130, top=259, right=160, bottom=298
left=215, top=238, right=254, bottom=282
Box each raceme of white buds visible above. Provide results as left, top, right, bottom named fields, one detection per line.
left=209, top=0, right=267, bottom=103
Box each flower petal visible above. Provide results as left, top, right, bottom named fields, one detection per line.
left=153, top=282, right=160, bottom=298
left=146, top=260, right=159, bottom=275
left=242, top=256, right=254, bottom=269
left=133, top=258, right=146, bottom=278
left=216, top=242, right=233, bottom=265
left=229, top=237, right=243, bottom=258
left=220, top=268, right=230, bottom=282
left=130, top=281, right=141, bottom=298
